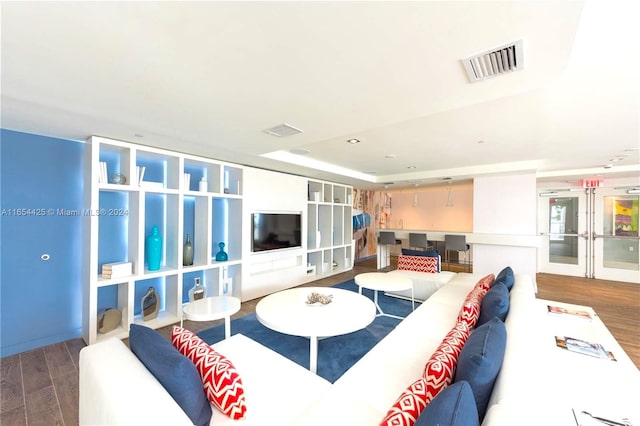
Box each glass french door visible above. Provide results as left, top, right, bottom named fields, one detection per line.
left=592, top=187, right=640, bottom=282
left=538, top=190, right=588, bottom=277
left=539, top=187, right=640, bottom=283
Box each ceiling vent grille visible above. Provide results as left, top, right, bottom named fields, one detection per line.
left=263, top=123, right=303, bottom=137
left=462, top=40, right=524, bottom=83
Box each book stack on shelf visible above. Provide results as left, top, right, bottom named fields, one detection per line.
left=136, top=166, right=164, bottom=189
left=135, top=166, right=146, bottom=185
left=98, top=161, right=108, bottom=183
left=101, top=261, right=133, bottom=279
left=183, top=173, right=191, bottom=190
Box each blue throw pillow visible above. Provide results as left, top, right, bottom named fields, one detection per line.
left=415, top=381, right=479, bottom=426
left=401, top=249, right=440, bottom=271
left=494, top=266, right=514, bottom=291
left=477, top=282, right=510, bottom=326
left=453, top=317, right=506, bottom=421
left=129, top=324, right=212, bottom=426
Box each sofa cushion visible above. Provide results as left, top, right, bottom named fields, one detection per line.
left=397, top=255, right=438, bottom=273
left=495, top=266, right=515, bottom=291
left=454, top=317, right=507, bottom=421
left=128, top=324, right=212, bottom=426
left=415, top=381, right=479, bottom=426
left=401, top=249, right=441, bottom=271
left=380, top=322, right=470, bottom=426
left=401, top=248, right=439, bottom=257
left=171, top=326, right=247, bottom=420
left=478, top=282, right=510, bottom=326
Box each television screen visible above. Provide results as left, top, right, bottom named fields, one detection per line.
left=252, top=212, right=302, bottom=252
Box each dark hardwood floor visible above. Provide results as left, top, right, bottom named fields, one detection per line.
left=2, top=260, right=638, bottom=425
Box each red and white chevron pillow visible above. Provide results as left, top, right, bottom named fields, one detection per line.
left=423, top=321, right=470, bottom=379
left=457, top=300, right=481, bottom=328
left=171, top=326, right=247, bottom=420
left=380, top=322, right=471, bottom=426
left=475, top=273, right=496, bottom=292
left=397, top=255, right=438, bottom=273
left=456, top=275, right=493, bottom=328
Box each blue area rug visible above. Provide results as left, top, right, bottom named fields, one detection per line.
left=197, top=279, right=415, bottom=382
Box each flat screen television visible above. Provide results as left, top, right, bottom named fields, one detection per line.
left=251, top=212, right=302, bottom=253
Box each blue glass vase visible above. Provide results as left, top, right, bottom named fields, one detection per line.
left=215, top=242, right=228, bottom=262
left=146, top=225, right=162, bottom=271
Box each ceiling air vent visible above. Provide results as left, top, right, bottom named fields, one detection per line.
left=263, top=123, right=303, bottom=137
left=462, top=40, right=524, bottom=83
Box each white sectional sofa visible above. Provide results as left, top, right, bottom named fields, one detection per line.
left=79, top=271, right=639, bottom=425
left=384, top=269, right=456, bottom=301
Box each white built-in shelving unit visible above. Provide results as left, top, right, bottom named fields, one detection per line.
left=82, top=136, right=243, bottom=345
left=306, top=179, right=354, bottom=279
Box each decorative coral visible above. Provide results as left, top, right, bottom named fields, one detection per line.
left=306, top=292, right=333, bottom=305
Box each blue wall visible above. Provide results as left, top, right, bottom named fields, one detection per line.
left=1, top=129, right=85, bottom=357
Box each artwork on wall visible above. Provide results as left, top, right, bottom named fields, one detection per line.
left=613, top=198, right=639, bottom=236
left=353, top=189, right=393, bottom=260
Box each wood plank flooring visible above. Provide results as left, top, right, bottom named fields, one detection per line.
left=2, top=261, right=638, bottom=426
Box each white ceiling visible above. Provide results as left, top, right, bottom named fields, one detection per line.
left=2, top=1, right=639, bottom=189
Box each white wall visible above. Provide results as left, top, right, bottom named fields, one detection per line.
left=473, top=173, right=538, bottom=278
left=241, top=167, right=309, bottom=300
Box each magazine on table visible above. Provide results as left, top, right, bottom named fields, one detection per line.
left=547, top=304, right=593, bottom=321
left=555, top=336, right=616, bottom=361
left=572, top=407, right=634, bottom=425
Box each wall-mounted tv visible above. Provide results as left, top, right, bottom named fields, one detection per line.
left=251, top=212, right=302, bottom=253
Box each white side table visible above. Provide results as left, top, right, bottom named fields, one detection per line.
left=355, top=272, right=414, bottom=319
left=182, top=296, right=241, bottom=339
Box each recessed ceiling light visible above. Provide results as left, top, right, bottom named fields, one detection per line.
left=134, top=133, right=144, bottom=138
left=604, top=163, right=614, bottom=169
left=407, top=165, right=416, bottom=169
left=477, top=140, right=485, bottom=144
left=385, top=154, right=396, bottom=159
left=347, top=138, right=360, bottom=144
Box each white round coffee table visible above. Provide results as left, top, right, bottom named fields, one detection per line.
left=181, top=296, right=241, bottom=339
left=355, top=272, right=414, bottom=319
left=255, top=287, right=376, bottom=374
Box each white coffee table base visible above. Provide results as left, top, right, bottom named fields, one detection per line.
left=355, top=272, right=414, bottom=320
left=181, top=296, right=241, bottom=339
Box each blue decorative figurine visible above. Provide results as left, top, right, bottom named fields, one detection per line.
left=215, top=242, right=228, bottom=262
left=146, top=225, right=162, bottom=271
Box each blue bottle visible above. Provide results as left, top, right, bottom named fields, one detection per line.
left=146, top=225, right=162, bottom=271
left=215, top=242, right=228, bottom=262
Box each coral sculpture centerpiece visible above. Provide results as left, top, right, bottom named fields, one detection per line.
left=306, top=292, right=333, bottom=305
